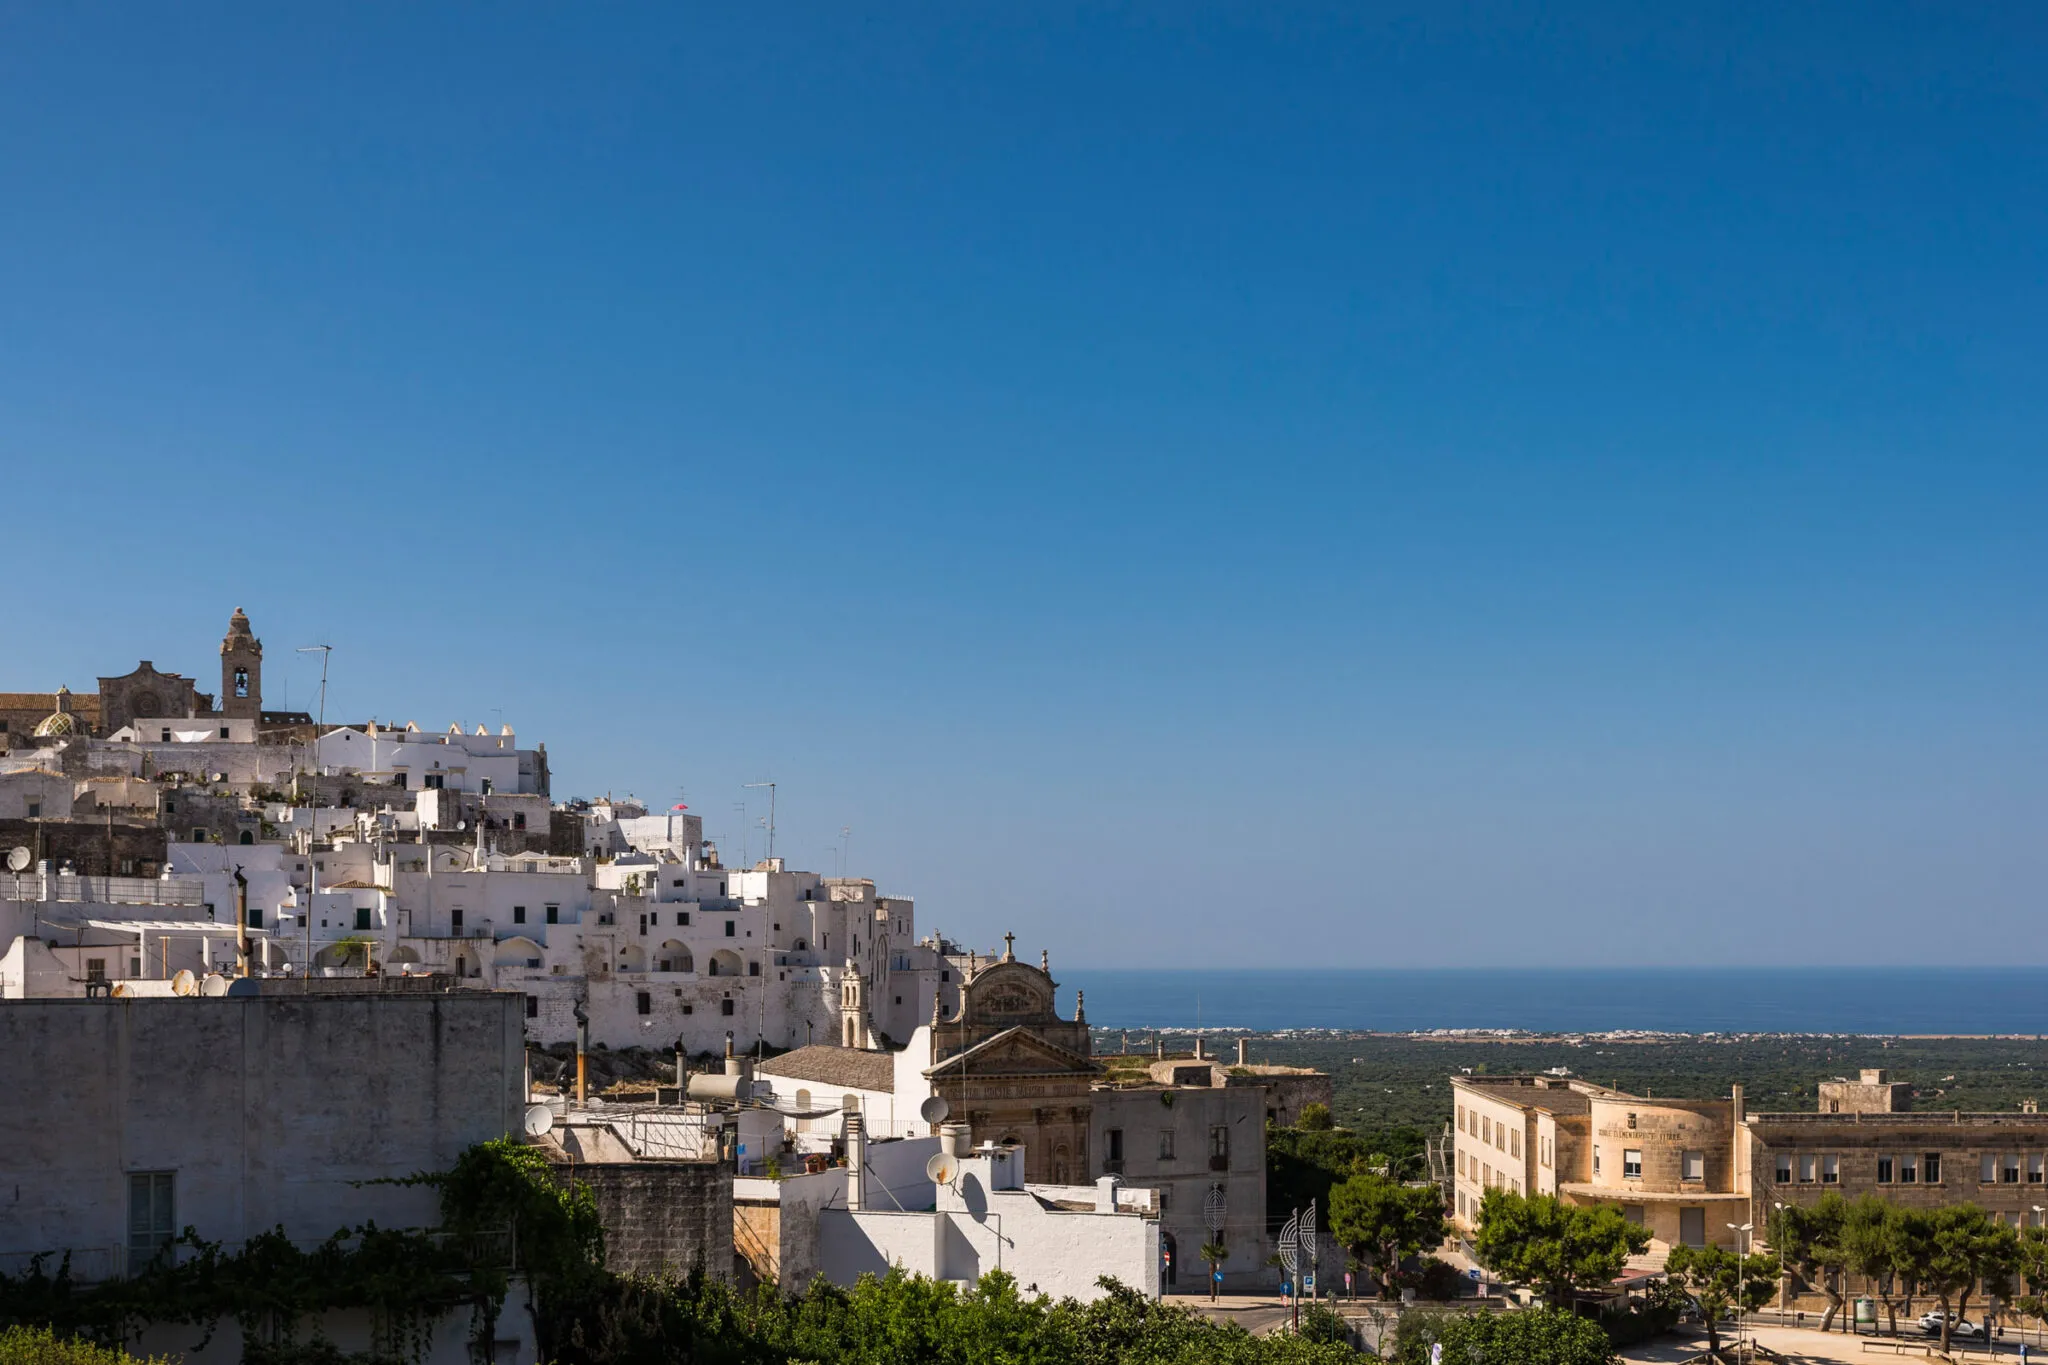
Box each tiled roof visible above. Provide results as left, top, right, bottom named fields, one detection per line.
left=758, top=1044, right=896, bottom=1093
left=0, top=693, right=104, bottom=721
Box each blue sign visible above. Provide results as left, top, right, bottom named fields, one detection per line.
left=1213, top=1271, right=1224, bottom=1282
left=1466, top=1267, right=1482, bottom=1280
left=1281, top=1282, right=1293, bottom=1297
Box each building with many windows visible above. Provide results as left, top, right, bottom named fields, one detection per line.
left=1451, top=1068, right=2048, bottom=1260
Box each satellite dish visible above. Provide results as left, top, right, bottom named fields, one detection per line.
left=523, top=1103, right=555, bottom=1137
left=201, top=973, right=230, bottom=997
left=171, top=969, right=197, bottom=997
left=920, top=1095, right=951, bottom=1125
left=924, top=1153, right=957, bottom=1185
left=5, top=847, right=29, bottom=873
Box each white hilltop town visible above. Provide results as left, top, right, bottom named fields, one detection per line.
left=0, top=608, right=1337, bottom=1364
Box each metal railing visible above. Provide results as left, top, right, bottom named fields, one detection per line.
left=0, top=875, right=206, bottom=906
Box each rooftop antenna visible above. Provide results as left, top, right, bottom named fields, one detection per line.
left=295, top=644, right=332, bottom=732
left=839, top=826, right=852, bottom=878
left=743, top=782, right=777, bottom=861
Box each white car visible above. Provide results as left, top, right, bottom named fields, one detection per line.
left=1917, top=1312, right=1987, bottom=1340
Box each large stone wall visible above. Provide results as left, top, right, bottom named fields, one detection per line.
left=0, top=992, right=524, bottom=1259
left=561, top=1160, right=733, bottom=1279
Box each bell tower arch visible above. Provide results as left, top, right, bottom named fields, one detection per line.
left=220, top=607, right=263, bottom=720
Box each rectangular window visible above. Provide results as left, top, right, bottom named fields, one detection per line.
left=1458, top=1105, right=1467, bottom=1133
left=513, top=905, right=527, bottom=924
left=636, top=991, right=651, bottom=1015
left=748, top=961, right=760, bottom=977
left=1775, top=1155, right=1794, bottom=1184
left=1799, top=1155, right=1817, bottom=1184
left=218, top=727, right=229, bottom=739
left=1679, top=1207, right=1706, bottom=1248
left=2003, top=1155, right=2021, bottom=1184
left=1623, top=1204, right=1646, bottom=1225
left=1107, top=1129, right=1124, bottom=1161
left=546, top=905, right=559, bottom=924
left=1458, top=1191, right=1466, bottom=1217
left=525, top=995, right=539, bottom=1019
left=25, top=802, right=38, bottom=819
left=1900, top=1155, right=1918, bottom=1183
left=677, top=912, right=689, bottom=926
left=1511, top=1129, right=1520, bottom=1158
left=1623, top=1149, right=1643, bottom=1180
left=1683, top=1150, right=1705, bottom=1182
left=2030, top=1155, right=2044, bottom=1183
left=638, top=913, right=647, bottom=937
left=1210, top=1125, right=1229, bottom=1164
left=246, top=903, right=262, bottom=930
left=1924, top=1153, right=1941, bottom=1184
left=1821, top=1155, right=1840, bottom=1185
left=85, top=958, right=107, bottom=982
left=1594, top=1148, right=1602, bottom=1177
left=720, top=998, right=734, bottom=1016
left=1983, top=1154, right=1999, bottom=1184
left=1878, top=1157, right=1895, bottom=1184
left=128, top=1172, right=175, bottom=1266
left=451, top=909, right=464, bottom=934
left=725, top=920, right=736, bottom=937
left=1482, top=1117, right=1491, bottom=1143
left=1484, top=1162, right=1493, bottom=1185
left=1159, top=1130, right=1176, bottom=1161
left=355, top=906, right=371, bottom=931
left=1542, top=1137, right=1552, bottom=1168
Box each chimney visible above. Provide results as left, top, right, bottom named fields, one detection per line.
left=1731, top=1083, right=1745, bottom=1125
left=844, top=1113, right=866, bottom=1211
left=1236, top=1037, right=1249, bottom=1067
left=1193, top=1037, right=1207, bottom=1061
left=941, top=1120, right=972, bottom=1160
left=1096, top=1174, right=1121, bottom=1212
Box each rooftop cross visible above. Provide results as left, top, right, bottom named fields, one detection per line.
left=1003, top=931, right=1015, bottom=962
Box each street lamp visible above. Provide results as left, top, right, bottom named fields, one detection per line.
left=1729, top=1223, right=1755, bottom=1353
left=1772, top=1201, right=1788, bottom=1314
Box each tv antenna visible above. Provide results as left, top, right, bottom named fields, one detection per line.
left=295, top=644, right=332, bottom=731
left=743, top=782, right=776, bottom=861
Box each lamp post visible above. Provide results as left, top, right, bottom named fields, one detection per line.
left=1729, top=1222, right=1755, bottom=1357
left=1772, top=1201, right=1788, bottom=1314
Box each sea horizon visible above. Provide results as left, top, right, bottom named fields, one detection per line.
left=1055, top=966, right=2048, bottom=1037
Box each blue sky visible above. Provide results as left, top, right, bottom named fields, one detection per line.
left=2, top=5, right=2043, bottom=966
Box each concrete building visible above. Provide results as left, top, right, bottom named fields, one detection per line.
left=1451, top=1068, right=2048, bottom=1262
left=1090, top=1078, right=1268, bottom=1293
left=0, top=989, right=532, bottom=1365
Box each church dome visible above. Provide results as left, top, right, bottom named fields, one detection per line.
left=35, top=687, right=79, bottom=737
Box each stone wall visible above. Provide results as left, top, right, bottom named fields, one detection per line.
left=558, top=1160, right=733, bottom=1279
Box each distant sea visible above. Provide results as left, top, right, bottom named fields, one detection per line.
left=1055, top=968, right=2048, bottom=1036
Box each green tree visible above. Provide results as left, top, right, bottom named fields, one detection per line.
left=1915, top=1204, right=2019, bottom=1354
left=2014, top=1226, right=2048, bottom=1341
left=1327, top=1171, right=1446, bottom=1300
left=1392, top=1305, right=1616, bottom=1365
left=1200, top=1242, right=1228, bottom=1303
left=1662, top=1244, right=1777, bottom=1360
left=1838, top=1198, right=1923, bottom=1336
left=1469, top=1189, right=1649, bottom=1309
left=1296, top=1103, right=1334, bottom=1132
left=1769, top=1192, right=1852, bottom=1330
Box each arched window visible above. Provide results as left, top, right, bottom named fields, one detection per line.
left=238, top=830, right=254, bottom=845
left=796, top=1088, right=813, bottom=1133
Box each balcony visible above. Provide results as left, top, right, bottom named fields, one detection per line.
left=1101, top=1158, right=1124, bottom=1175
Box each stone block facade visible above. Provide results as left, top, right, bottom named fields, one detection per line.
left=557, top=1160, right=733, bottom=1279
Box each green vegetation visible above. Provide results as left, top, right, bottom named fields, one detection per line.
left=1266, top=1123, right=1426, bottom=1220
left=1661, top=1244, right=1776, bottom=1360
left=1468, top=1189, right=1649, bottom=1308
left=0, top=1328, right=172, bottom=1365
left=1390, top=1306, right=1616, bottom=1365
left=1327, top=1173, right=1446, bottom=1300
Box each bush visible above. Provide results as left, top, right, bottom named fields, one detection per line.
left=1398, top=1257, right=1468, bottom=1302
left=1597, top=1292, right=1681, bottom=1348
left=1297, top=1302, right=1352, bottom=1345
left=1391, top=1306, right=1617, bottom=1365
left=0, top=1327, right=173, bottom=1365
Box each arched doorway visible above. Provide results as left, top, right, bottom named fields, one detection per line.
left=1161, top=1232, right=1178, bottom=1288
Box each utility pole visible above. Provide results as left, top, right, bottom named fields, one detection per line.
left=744, top=782, right=776, bottom=861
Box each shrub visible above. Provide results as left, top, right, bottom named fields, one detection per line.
left=0, top=1327, right=173, bottom=1365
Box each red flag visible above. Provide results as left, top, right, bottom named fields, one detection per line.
left=671, top=803, right=689, bottom=811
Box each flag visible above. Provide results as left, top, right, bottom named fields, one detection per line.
left=672, top=803, right=689, bottom=811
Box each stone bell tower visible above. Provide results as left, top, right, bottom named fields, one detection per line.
left=219, top=607, right=263, bottom=720
left=840, top=966, right=872, bottom=1050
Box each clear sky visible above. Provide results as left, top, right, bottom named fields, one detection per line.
left=2, top=5, right=2043, bottom=967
